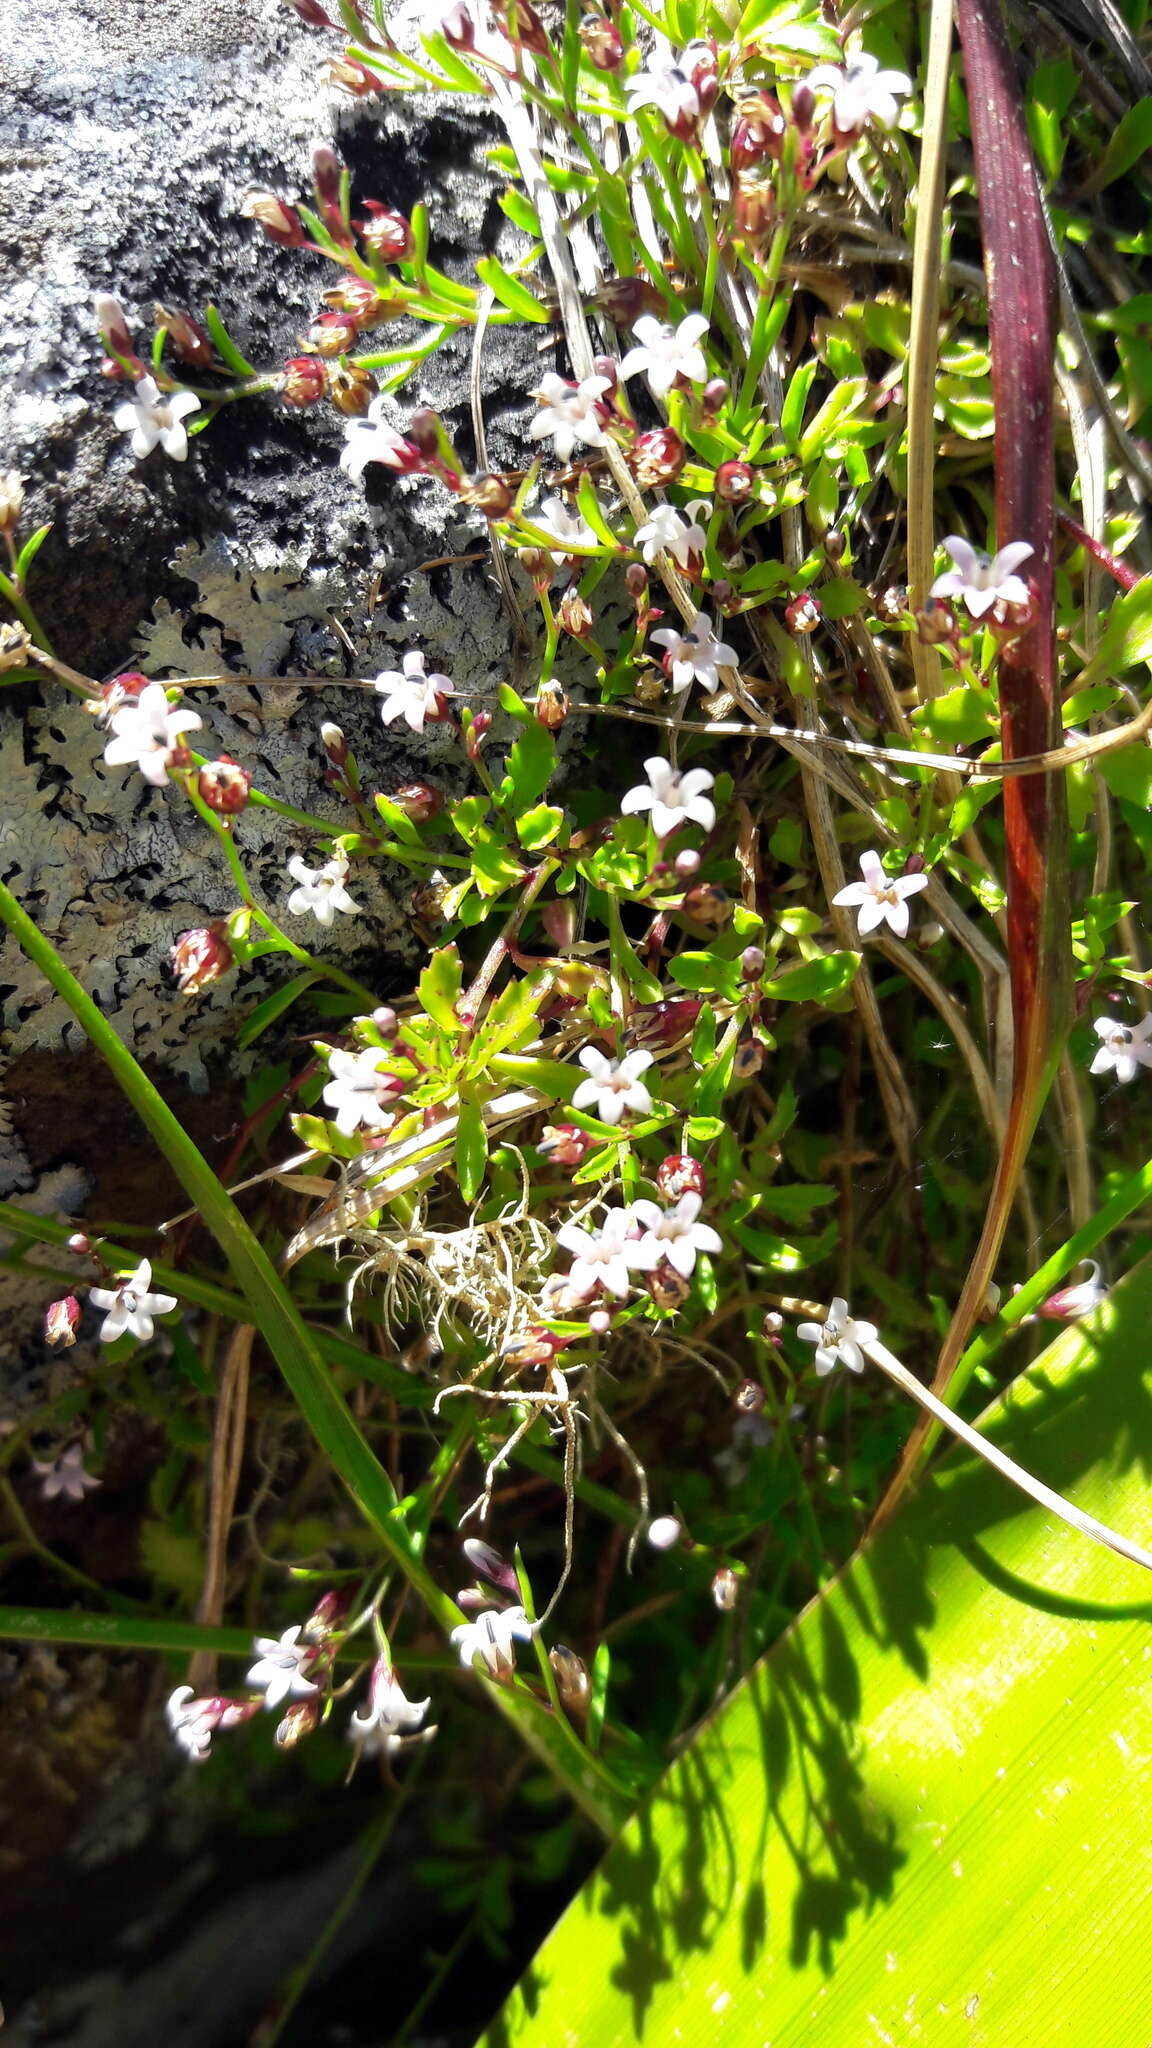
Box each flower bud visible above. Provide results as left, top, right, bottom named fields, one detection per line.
left=824, top=530, right=846, bottom=565
left=534, top=678, right=569, bottom=732
left=647, top=1514, right=683, bottom=1550
left=170, top=926, right=234, bottom=996
left=463, top=1537, right=520, bottom=1593
left=372, top=1005, right=399, bottom=1037
left=630, top=428, right=686, bottom=488
left=198, top=757, right=252, bottom=817
left=323, top=57, right=381, bottom=94
left=579, top=12, right=623, bottom=68
left=358, top=203, right=415, bottom=263
left=441, top=0, right=474, bottom=48
left=714, top=459, right=755, bottom=503
left=627, top=997, right=702, bottom=1048
left=649, top=1260, right=693, bottom=1312
left=734, top=166, right=776, bottom=242
left=320, top=722, right=347, bottom=765
left=700, top=377, right=728, bottom=421
left=731, top=93, right=787, bottom=168
left=683, top=37, right=719, bottom=113
left=275, top=1698, right=321, bottom=1748
left=656, top=1154, right=705, bottom=1202
left=458, top=472, right=514, bottom=519
left=593, top=276, right=667, bottom=326
left=154, top=303, right=215, bottom=370
left=241, top=190, right=308, bottom=247
left=784, top=593, right=822, bottom=635
left=304, top=311, right=360, bottom=357
left=67, top=1233, right=92, bottom=1256
left=326, top=276, right=399, bottom=329
left=290, top=0, right=334, bottom=22
left=311, top=141, right=344, bottom=210
left=558, top=589, right=594, bottom=641
left=304, top=1586, right=355, bottom=1642
left=465, top=709, right=492, bottom=761
left=90, top=671, right=148, bottom=726
left=44, top=1296, right=82, bottom=1348
left=762, top=1309, right=783, bottom=1337
left=94, top=292, right=136, bottom=358
left=540, top=898, right=575, bottom=949
left=390, top=782, right=444, bottom=823
left=711, top=1566, right=739, bottom=1612
left=679, top=882, right=731, bottom=931
left=734, top=1378, right=765, bottom=1414
left=502, top=0, right=550, bottom=54
left=549, top=1644, right=590, bottom=1714
left=587, top=1307, right=611, bottom=1336
left=328, top=361, right=380, bottom=416
left=537, top=1123, right=593, bottom=1166
left=674, top=847, right=701, bottom=878
left=625, top=562, right=649, bottom=602
left=0, top=471, right=25, bottom=533
left=740, top=945, right=765, bottom=979
left=790, top=81, right=816, bottom=131
left=280, top=356, right=329, bottom=407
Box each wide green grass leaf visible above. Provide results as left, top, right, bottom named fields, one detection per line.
left=490, top=1256, right=1152, bottom=2045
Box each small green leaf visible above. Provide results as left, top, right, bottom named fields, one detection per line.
left=419, top=944, right=463, bottom=1032
left=669, top=953, right=742, bottom=1000
left=780, top=359, right=819, bottom=451
left=1079, top=574, right=1152, bottom=685
left=15, top=523, right=52, bottom=580
left=518, top=802, right=564, bottom=850
left=505, top=721, right=556, bottom=808
left=237, top=972, right=318, bottom=1051
left=759, top=1182, right=839, bottom=1223
left=473, top=843, right=527, bottom=896
left=475, top=255, right=550, bottom=323
left=762, top=951, right=860, bottom=1003
left=204, top=304, right=256, bottom=377
left=1084, top=95, right=1152, bottom=190
left=455, top=1099, right=488, bottom=1203
left=1098, top=743, right=1152, bottom=809
left=374, top=791, right=424, bottom=846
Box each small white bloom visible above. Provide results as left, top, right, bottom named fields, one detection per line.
left=624, top=55, right=701, bottom=132
left=31, top=1445, right=100, bottom=1504
left=556, top=1206, right=654, bottom=1301
left=620, top=755, right=715, bottom=839
left=630, top=1190, right=722, bottom=1279
left=113, top=374, right=201, bottom=462
left=831, top=849, right=928, bottom=938
left=929, top=535, right=1034, bottom=618
left=650, top=608, right=739, bottom=692
left=322, top=1046, right=400, bottom=1135
left=620, top=314, right=710, bottom=397
left=340, top=396, right=417, bottom=482
left=529, top=494, right=599, bottom=565
left=1089, top=1014, right=1152, bottom=1084
left=102, top=681, right=203, bottom=788
left=633, top=499, right=711, bottom=569
left=450, top=1604, right=535, bottom=1678
left=349, top=1657, right=432, bottom=1761
left=89, top=1258, right=178, bottom=1344
left=246, top=1624, right=320, bottom=1711
left=372, top=650, right=456, bottom=733
left=1034, top=1258, right=1108, bottom=1322
left=286, top=852, right=361, bottom=925
left=528, top=373, right=612, bottom=462
left=796, top=1297, right=878, bottom=1376
left=646, top=1514, right=683, bottom=1550
left=805, top=51, right=912, bottom=134
left=571, top=1046, right=655, bottom=1125
left=166, top=1686, right=255, bottom=1764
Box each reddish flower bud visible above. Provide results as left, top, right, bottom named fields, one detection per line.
left=276, top=1698, right=322, bottom=1748
left=0, top=471, right=25, bottom=534
left=558, top=589, right=594, bottom=640
left=579, top=12, right=623, bottom=68
left=649, top=1260, right=693, bottom=1312
left=458, top=472, right=514, bottom=519
left=630, top=427, right=686, bottom=488
left=465, top=710, right=492, bottom=761
left=304, top=311, right=360, bottom=356
left=44, top=1296, right=81, bottom=1348
left=323, top=57, right=382, bottom=95
left=311, top=141, right=345, bottom=211
left=593, top=276, right=666, bottom=326
left=626, top=997, right=702, bottom=1048
left=740, top=944, right=766, bottom=979
left=198, top=756, right=252, bottom=816
left=540, top=898, right=576, bottom=948
left=93, top=292, right=135, bottom=359
left=241, top=190, right=308, bottom=247
left=67, top=1233, right=92, bottom=1256
left=358, top=203, right=415, bottom=263
left=550, top=1644, right=590, bottom=1714
left=502, top=0, right=550, bottom=54
left=406, top=408, right=444, bottom=459
left=731, top=93, right=787, bottom=168
left=683, top=37, right=719, bottom=113
left=680, top=882, right=732, bottom=931
left=674, top=847, right=701, bottom=877
left=304, top=1586, right=355, bottom=1641
left=390, top=782, right=444, bottom=823
left=328, top=361, right=380, bottom=416
left=625, top=562, right=650, bottom=601
left=462, top=1537, right=520, bottom=1592
left=319, top=723, right=347, bottom=766
left=154, top=303, right=215, bottom=370
left=538, top=1123, right=593, bottom=1166
left=94, top=672, right=149, bottom=725
left=290, top=0, right=334, bottom=23
left=656, top=1154, right=706, bottom=1201
left=715, top=459, right=755, bottom=503
left=784, top=593, right=822, bottom=635
left=700, top=377, right=728, bottom=420
left=441, top=0, right=475, bottom=48
left=535, top=678, right=569, bottom=731
left=325, top=276, right=399, bottom=329
left=791, top=81, right=816, bottom=132
left=280, top=356, right=329, bottom=407
left=170, top=926, right=234, bottom=996
left=734, top=1378, right=765, bottom=1414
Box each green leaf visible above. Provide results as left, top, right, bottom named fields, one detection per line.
left=518, top=802, right=565, bottom=849
left=762, top=950, right=859, bottom=1003
left=504, top=720, right=556, bottom=808
left=475, top=255, right=550, bottom=323
left=493, top=1259, right=1152, bottom=2045
left=418, top=944, right=463, bottom=1032
left=374, top=791, right=425, bottom=846
left=1078, top=574, right=1152, bottom=685
left=204, top=304, right=256, bottom=376
left=1098, top=743, right=1152, bottom=809
left=455, top=1099, right=488, bottom=1203
left=472, top=842, right=527, bottom=896
left=668, top=952, right=742, bottom=1000
left=1084, top=95, right=1152, bottom=190
left=237, top=972, right=318, bottom=1051
left=15, top=523, right=52, bottom=580
left=780, top=358, right=819, bottom=451
left=758, top=1181, right=839, bottom=1223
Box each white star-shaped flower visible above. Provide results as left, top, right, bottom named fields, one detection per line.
left=929, top=535, right=1034, bottom=618
left=831, top=849, right=928, bottom=938
left=556, top=1206, right=654, bottom=1300
left=102, top=682, right=203, bottom=788
left=624, top=55, right=701, bottom=133
left=286, top=853, right=361, bottom=926
left=349, top=1657, right=432, bottom=1760
left=113, top=375, right=201, bottom=462
left=89, top=1259, right=178, bottom=1344
left=633, top=499, right=711, bottom=569
left=805, top=51, right=912, bottom=134
left=166, top=1686, right=257, bottom=1764
left=620, top=314, right=710, bottom=397
left=340, top=397, right=418, bottom=482
left=372, top=650, right=456, bottom=733
left=31, top=1445, right=101, bottom=1504
left=322, top=1046, right=400, bottom=1135
left=796, top=1297, right=878, bottom=1375
left=571, top=1046, right=655, bottom=1125
left=650, top=608, right=739, bottom=692
left=528, top=494, right=600, bottom=564
left=1089, top=1014, right=1152, bottom=1084
left=246, top=1624, right=320, bottom=1712
left=620, top=756, right=715, bottom=839
left=450, top=1605, right=536, bottom=1679
left=630, top=1191, right=722, bottom=1278
left=528, top=373, right=612, bottom=462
